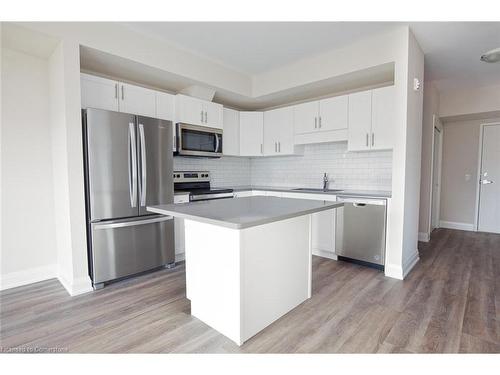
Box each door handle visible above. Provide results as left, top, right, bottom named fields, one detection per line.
left=139, top=124, right=147, bottom=207
left=94, top=215, right=173, bottom=230
left=215, top=134, right=220, bottom=153
left=128, top=123, right=137, bottom=207
left=480, top=179, right=494, bottom=185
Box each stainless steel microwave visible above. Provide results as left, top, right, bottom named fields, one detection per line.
left=175, top=123, right=223, bottom=158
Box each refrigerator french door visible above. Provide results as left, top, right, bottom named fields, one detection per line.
left=83, top=108, right=175, bottom=288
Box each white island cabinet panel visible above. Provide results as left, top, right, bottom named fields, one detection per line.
left=185, top=215, right=311, bottom=345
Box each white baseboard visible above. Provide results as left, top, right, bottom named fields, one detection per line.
left=439, top=220, right=474, bottom=231
left=0, top=264, right=57, bottom=291
left=403, top=250, right=420, bottom=278
left=312, top=248, right=338, bottom=260
left=418, top=232, right=430, bottom=242
left=57, top=274, right=93, bottom=296
left=384, top=263, right=404, bottom=280
left=175, top=252, right=185, bottom=262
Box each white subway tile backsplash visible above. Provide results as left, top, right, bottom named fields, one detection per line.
left=174, top=142, right=392, bottom=191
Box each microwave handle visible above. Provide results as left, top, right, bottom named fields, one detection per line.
left=215, top=134, right=220, bottom=153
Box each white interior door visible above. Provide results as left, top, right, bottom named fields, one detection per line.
left=430, top=126, right=442, bottom=231
left=478, top=124, right=500, bottom=233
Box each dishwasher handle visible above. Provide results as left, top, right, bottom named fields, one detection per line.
left=353, top=203, right=366, bottom=207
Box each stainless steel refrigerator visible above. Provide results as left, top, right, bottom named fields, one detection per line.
left=83, top=108, right=175, bottom=289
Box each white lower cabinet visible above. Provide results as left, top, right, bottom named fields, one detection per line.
left=281, top=192, right=337, bottom=259
left=173, top=194, right=190, bottom=260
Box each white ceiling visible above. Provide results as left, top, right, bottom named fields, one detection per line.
left=122, top=22, right=500, bottom=92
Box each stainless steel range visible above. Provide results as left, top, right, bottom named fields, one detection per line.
left=173, top=171, right=233, bottom=201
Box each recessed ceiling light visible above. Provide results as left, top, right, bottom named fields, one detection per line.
left=480, top=47, right=500, bottom=63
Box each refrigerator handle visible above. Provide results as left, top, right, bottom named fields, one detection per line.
left=139, top=124, right=147, bottom=207
left=129, top=123, right=137, bottom=207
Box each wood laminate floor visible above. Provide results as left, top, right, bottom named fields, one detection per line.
left=1, top=228, right=499, bottom=353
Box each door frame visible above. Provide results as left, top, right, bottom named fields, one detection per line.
left=428, top=115, right=443, bottom=237
left=474, top=122, right=500, bottom=231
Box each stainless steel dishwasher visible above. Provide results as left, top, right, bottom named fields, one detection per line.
left=335, top=196, right=387, bottom=268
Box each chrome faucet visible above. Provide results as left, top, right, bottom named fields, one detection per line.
left=323, top=173, right=329, bottom=191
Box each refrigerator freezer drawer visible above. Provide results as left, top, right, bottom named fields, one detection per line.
left=91, top=215, right=174, bottom=284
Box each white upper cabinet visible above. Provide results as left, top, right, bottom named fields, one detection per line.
left=175, top=94, right=223, bottom=129
left=294, top=101, right=319, bottom=135
left=119, top=83, right=157, bottom=118
left=264, top=107, right=294, bottom=156
left=155, top=91, right=175, bottom=121
left=81, top=73, right=119, bottom=112
left=240, top=111, right=264, bottom=156
left=223, top=108, right=240, bottom=156
left=348, top=90, right=373, bottom=151
left=347, top=86, right=395, bottom=152
left=204, top=101, right=223, bottom=129
left=371, top=85, right=396, bottom=150
left=318, top=95, right=348, bottom=132
left=175, top=94, right=204, bottom=125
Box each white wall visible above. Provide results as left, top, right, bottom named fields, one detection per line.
left=1, top=47, right=58, bottom=289
left=418, top=81, right=440, bottom=239
left=440, top=117, right=500, bottom=227
left=440, top=83, right=500, bottom=119
left=48, top=40, right=92, bottom=296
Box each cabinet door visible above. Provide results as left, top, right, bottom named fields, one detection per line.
left=294, top=101, right=319, bottom=135
left=223, top=108, right=240, bottom=156
left=319, top=95, right=348, bottom=131
left=156, top=92, right=175, bottom=120
left=240, top=112, right=264, bottom=156
left=311, top=210, right=335, bottom=254
left=347, top=91, right=372, bottom=152
left=119, top=83, right=156, bottom=117
left=204, top=101, right=223, bottom=129
left=371, top=86, right=395, bottom=150
left=276, top=107, right=294, bottom=155
left=81, top=73, right=119, bottom=111
left=176, top=95, right=204, bottom=126
left=263, top=108, right=281, bottom=155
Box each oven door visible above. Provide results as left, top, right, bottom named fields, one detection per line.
left=176, top=123, right=223, bottom=157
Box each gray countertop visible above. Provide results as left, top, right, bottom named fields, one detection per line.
left=148, top=196, right=343, bottom=229
left=216, top=185, right=392, bottom=199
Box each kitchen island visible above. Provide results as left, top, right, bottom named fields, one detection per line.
left=148, top=196, right=343, bottom=345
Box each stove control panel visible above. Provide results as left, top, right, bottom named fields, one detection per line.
left=173, top=171, right=210, bottom=183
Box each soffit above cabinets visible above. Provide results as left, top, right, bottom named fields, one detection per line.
left=80, top=45, right=394, bottom=111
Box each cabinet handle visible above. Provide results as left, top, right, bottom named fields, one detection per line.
left=319, top=116, right=322, bottom=128
left=261, top=144, right=263, bottom=154
left=200, top=110, right=204, bottom=123
left=115, top=83, right=118, bottom=99
left=314, top=117, right=317, bottom=129
left=366, top=133, right=369, bottom=147
left=372, top=133, right=375, bottom=147
left=275, top=142, right=277, bottom=152
left=204, top=111, right=208, bottom=123
left=121, top=85, right=124, bottom=100
left=278, top=142, right=281, bottom=152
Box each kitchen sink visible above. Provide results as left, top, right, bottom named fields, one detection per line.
left=292, top=188, right=344, bottom=193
